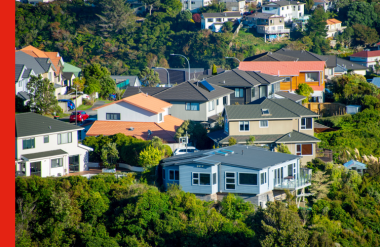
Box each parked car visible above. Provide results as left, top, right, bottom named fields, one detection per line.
left=58, top=99, right=75, bottom=110
left=173, top=146, right=199, bottom=155
left=69, top=92, right=90, bottom=100
left=69, top=111, right=89, bottom=123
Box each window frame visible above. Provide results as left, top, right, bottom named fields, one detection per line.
left=259, top=120, right=269, bottom=128
left=57, top=132, right=72, bottom=145
left=216, top=99, right=219, bottom=106
left=234, top=88, right=244, bottom=98
left=208, top=100, right=215, bottom=111
left=192, top=172, right=211, bottom=186
left=51, top=158, right=63, bottom=168
left=106, top=113, right=121, bottom=120
left=300, top=117, right=313, bottom=130
left=260, top=172, right=267, bottom=185
left=225, top=172, right=236, bottom=190
left=169, top=169, right=179, bottom=181
left=239, top=121, right=249, bottom=132
left=238, top=172, right=258, bottom=186
left=223, top=96, right=227, bottom=105
left=305, top=72, right=319, bottom=82
left=44, top=135, right=49, bottom=143
left=185, top=102, right=200, bottom=111
left=296, top=143, right=313, bottom=156
left=22, top=138, right=35, bottom=150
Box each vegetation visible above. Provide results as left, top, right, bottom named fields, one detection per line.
left=276, top=143, right=291, bottom=154
left=228, top=137, right=237, bottom=146
left=175, top=120, right=212, bottom=149
left=139, top=67, right=161, bottom=87
left=296, top=83, right=314, bottom=103
left=101, top=142, right=119, bottom=168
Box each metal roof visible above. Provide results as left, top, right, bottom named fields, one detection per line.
left=16, top=51, right=45, bottom=75
left=274, top=91, right=306, bottom=102
left=336, top=57, right=367, bottom=71
left=275, top=131, right=320, bottom=143
left=21, top=149, right=68, bottom=160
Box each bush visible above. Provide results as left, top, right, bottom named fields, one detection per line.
left=162, top=145, right=173, bottom=157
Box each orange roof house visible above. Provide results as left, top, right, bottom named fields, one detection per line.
left=87, top=93, right=184, bottom=143
left=326, top=19, right=341, bottom=25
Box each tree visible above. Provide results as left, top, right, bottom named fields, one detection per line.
left=138, top=145, right=163, bottom=168
left=304, top=0, right=314, bottom=13
left=83, top=63, right=115, bottom=98
left=139, top=67, right=161, bottom=87
left=246, top=136, right=255, bottom=146
left=160, top=0, right=182, bottom=15
left=101, top=142, right=119, bottom=168
left=305, top=6, right=328, bottom=38
left=229, top=137, right=237, bottom=146
left=26, top=75, right=60, bottom=115
left=277, top=144, right=291, bottom=154
left=345, top=1, right=378, bottom=28
left=375, top=59, right=380, bottom=74
left=336, top=26, right=354, bottom=48
left=212, top=64, right=217, bottom=75
left=222, top=21, right=233, bottom=33
left=352, top=23, right=379, bottom=47
left=192, top=13, right=201, bottom=23
left=142, top=0, right=160, bottom=16
left=295, top=83, right=314, bottom=103
left=73, top=77, right=85, bottom=92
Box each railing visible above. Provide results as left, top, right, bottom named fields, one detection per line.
left=274, top=168, right=312, bottom=190
left=264, top=29, right=290, bottom=34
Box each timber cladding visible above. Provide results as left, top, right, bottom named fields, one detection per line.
left=280, top=72, right=324, bottom=91
left=303, top=102, right=346, bottom=117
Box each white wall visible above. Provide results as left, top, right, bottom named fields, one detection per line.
left=206, top=95, right=230, bottom=118
left=262, top=3, right=304, bottom=22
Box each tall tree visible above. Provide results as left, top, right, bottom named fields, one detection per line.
left=305, top=6, right=328, bottom=38
left=304, top=0, right=314, bottom=13
left=26, top=75, right=60, bottom=115
left=139, top=67, right=161, bottom=87
left=83, top=63, right=116, bottom=98
left=352, top=23, right=379, bottom=47
left=345, top=1, right=378, bottom=28
left=142, top=0, right=160, bottom=16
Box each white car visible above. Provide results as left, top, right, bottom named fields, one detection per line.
left=69, top=92, right=90, bottom=100
left=173, top=146, right=199, bottom=155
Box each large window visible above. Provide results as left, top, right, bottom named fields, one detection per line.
left=30, top=161, right=41, bottom=177
left=216, top=18, right=222, bottom=22
left=22, top=138, right=35, bottom=150
left=225, top=172, right=236, bottom=190
left=260, top=172, right=267, bottom=185
left=239, top=121, right=249, bottom=131
left=57, top=132, right=72, bottom=145
left=239, top=173, right=258, bottom=185
left=288, top=164, right=293, bottom=176
left=251, top=88, right=256, bottom=98
left=235, top=88, right=244, bottom=98
left=260, top=120, right=268, bottom=128
left=169, top=170, right=179, bottom=181
left=192, top=173, right=211, bottom=185
left=305, top=73, right=319, bottom=82
left=185, top=102, right=200, bottom=111
left=69, top=155, right=80, bottom=172
left=213, top=173, right=217, bottom=185
left=296, top=144, right=313, bottom=155
left=301, top=118, right=312, bottom=129
left=106, top=113, right=120, bottom=120
left=51, top=158, right=63, bottom=168
left=223, top=96, right=227, bottom=105
left=44, top=135, right=49, bottom=143
left=208, top=18, right=213, bottom=22
left=209, top=100, right=215, bottom=111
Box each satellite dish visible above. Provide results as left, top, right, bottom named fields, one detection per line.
left=148, top=130, right=152, bottom=136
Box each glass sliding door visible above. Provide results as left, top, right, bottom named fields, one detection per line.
left=69, top=155, right=80, bottom=173
left=30, top=162, right=41, bottom=177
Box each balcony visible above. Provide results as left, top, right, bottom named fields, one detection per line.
left=274, top=168, right=312, bottom=190
left=264, top=28, right=290, bottom=34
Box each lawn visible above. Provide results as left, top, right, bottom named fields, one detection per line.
left=77, top=104, right=93, bottom=111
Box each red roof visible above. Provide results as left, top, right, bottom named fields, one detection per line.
left=350, top=50, right=380, bottom=58
left=310, top=85, right=324, bottom=91
left=239, top=61, right=326, bottom=76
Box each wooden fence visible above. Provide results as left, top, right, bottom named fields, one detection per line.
left=303, top=102, right=346, bottom=117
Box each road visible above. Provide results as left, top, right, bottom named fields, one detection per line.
left=61, top=100, right=107, bottom=122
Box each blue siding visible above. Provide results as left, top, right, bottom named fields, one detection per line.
left=218, top=165, right=261, bottom=194
left=179, top=164, right=215, bottom=194
left=163, top=166, right=179, bottom=189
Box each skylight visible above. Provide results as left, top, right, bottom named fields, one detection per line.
left=262, top=109, right=270, bottom=115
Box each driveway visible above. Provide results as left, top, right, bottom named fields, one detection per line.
left=61, top=100, right=107, bottom=122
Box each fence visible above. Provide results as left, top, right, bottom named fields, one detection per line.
left=303, top=102, right=346, bottom=117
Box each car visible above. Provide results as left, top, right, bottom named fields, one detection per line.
left=173, top=146, right=199, bottom=156
left=69, top=92, right=91, bottom=100
left=69, top=111, right=89, bottom=123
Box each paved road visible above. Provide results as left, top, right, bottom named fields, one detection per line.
left=61, top=100, right=107, bottom=122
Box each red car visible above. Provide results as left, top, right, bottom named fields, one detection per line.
left=70, top=111, right=89, bottom=123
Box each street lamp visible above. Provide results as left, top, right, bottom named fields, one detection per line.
left=170, top=54, right=190, bottom=81
left=225, top=57, right=241, bottom=63
left=153, top=67, right=171, bottom=87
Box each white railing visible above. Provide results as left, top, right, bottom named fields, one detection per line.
left=265, top=29, right=290, bottom=34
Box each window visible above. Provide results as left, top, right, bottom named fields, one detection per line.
left=239, top=173, right=258, bottom=185
left=235, top=88, right=244, bottom=98
left=260, top=172, right=267, bottom=185
left=69, top=155, right=80, bottom=172
left=270, top=20, right=273, bottom=24
left=216, top=99, right=219, bottom=105
left=57, top=132, right=72, bottom=145
left=22, top=138, right=35, bottom=149
left=280, top=19, right=283, bottom=23
left=192, top=173, right=211, bottom=185
left=30, top=161, right=41, bottom=177
left=284, top=77, right=291, bottom=82
left=271, top=26, right=275, bottom=30
left=262, top=109, right=269, bottom=115
left=265, top=7, right=269, bottom=10
left=208, top=18, right=213, bottom=22
left=51, top=158, right=63, bottom=168
left=287, top=6, right=289, bottom=9
left=213, top=173, right=217, bottom=185
left=282, top=7, right=284, bottom=10
left=44, top=135, right=49, bottom=143
left=216, top=18, right=222, bottom=22
left=169, top=170, right=179, bottom=180
left=225, top=172, right=236, bottom=190
left=209, top=100, right=215, bottom=111
left=162, top=169, right=165, bottom=179
left=259, top=86, right=267, bottom=98
left=251, top=88, right=256, bottom=98
left=305, top=73, right=319, bottom=82
left=288, top=164, right=293, bottom=176
left=239, top=121, right=249, bottom=131
left=298, top=5, right=300, bottom=10
left=106, top=113, right=120, bottom=120
left=278, top=26, right=283, bottom=30
left=191, top=1, right=195, bottom=4
left=260, top=120, right=268, bottom=128
left=185, top=102, right=200, bottom=111
left=193, top=173, right=199, bottom=184
left=159, top=113, right=163, bottom=122
left=296, top=144, right=313, bottom=155
left=301, top=118, right=312, bottom=129
left=223, top=96, right=227, bottom=105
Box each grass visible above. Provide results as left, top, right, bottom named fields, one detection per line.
left=98, top=98, right=114, bottom=104
left=77, top=104, right=93, bottom=111
left=316, top=115, right=346, bottom=128
left=43, top=112, right=70, bottom=120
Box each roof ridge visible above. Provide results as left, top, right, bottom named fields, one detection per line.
left=268, top=98, right=303, bottom=117
left=233, top=70, right=256, bottom=86
left=291, top=130, right=321, bottom=140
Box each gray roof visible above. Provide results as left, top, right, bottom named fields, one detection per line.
left=35, top=58, right=52, bottom=73
left=274, top=91, right=306, bottom=102
left=225, top=98, right=318, bottom=120
left=16, top=112, right=83, bottom=138
left=22, top=68, right=33, bottom=78
left=244, top=52, right=298, bottom=62
left=122, top=87, right=168, bottom=98
left=275, top=130, right=321, bottom=143
left=153, top=69, right=205, bottom=85
left=162, top=144, right=300, bottom=170
left=15, top=51, right=45, bottom=75
left=336, top=58, right=367, bottom=71
left=15, top=64, right=25, bottom=82
left=21, top=149, right=68, bottom=160
left=247, top=12, right=276, bottom=19
left=17, top=91, right=30, bottom=101
left=274, top=49, right=337, bottom=68
left=263, top=1, right=305, bottom=7
left=202, top=12, right=241, bottom=18
left=314, top=122, right=330, bottom=129
left=205, top=69, right=283, bottom=88
left=372, top=77, right=380, bottom=88
left=62, top=72, right=74, bottom=80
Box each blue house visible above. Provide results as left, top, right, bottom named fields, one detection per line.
left=160, top=145, right=312, bottom=207
left=343, top=160, right=367, bottom=175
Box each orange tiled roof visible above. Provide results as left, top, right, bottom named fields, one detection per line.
left=326, top=19, right=342, bottom=25
left=93, top=93, right=172, bottom=114
left=86, top=115, right=184, bottom=143
left=239, top=61, right=326, bottom=76
left=20, top=45, right=48, bottom=58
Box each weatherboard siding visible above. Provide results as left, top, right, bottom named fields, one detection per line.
left=97, top=101, right=160, bottom=122
left=179, top=164, right=215, bottom=194
left=280, top=72, right=325, bottom=91
left=168, top=101, right=207, bottom=121
left=218, top=165, right=261, bottom=194
left=163, top=166, right=180, bottom=189
left=228, top=119, right=295, bottom=136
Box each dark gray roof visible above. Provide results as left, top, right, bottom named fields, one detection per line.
left=245, top=52, right=297, bottom=62
left=15, top=51, right=45, bottom=75
left=21, top=149, right=68, bottom=160
left=275, top=131, right=320, bottom=143
left=273, top=49, right=337, bottom=68
left=16, top=112, right=83, bottom=138
left=203, top=68, right=225, bottom=76
left=274, top=91, right=306, bottom=102
left=35, top=58, right=52, bottom=73
left=153, top=69, right=205, bottom=85
left=17, top=91, right=30, bottom=101
left=263, top=1, right=305, bottom=7
left=247, top=12, right=275, bottom=19
left=314, top=122, right=330, bottom=129
left=122, top=86, right=168, bottom=98
left=162, top=145, right=300, bottom=170
left=225, top=98, right=318, bottom=119
left=62, top=72, right=74, bottom=80
left=336, top=58, right=367, bottom=71
left=15, top=64, right=25, bottom=82
left=22, top=68, right=33, bottom=78
left=205, top=69, right=283, bottom=88
left=202, top=12, right=241, bottom=18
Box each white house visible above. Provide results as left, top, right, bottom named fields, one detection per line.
left=325, top=19, right=346, bottom=38
left=15, top=64, right=35, bottom=96
left=349, top=50, right=380, bottom=71
left=218, top=0, right=246, bottom=13
left=15, top=113, right=93, bottom=177
left=181, top=0, right=212, bottom=12
left=201, top=11, right=242, bottom=32
left=313, top=0, right=334, bottom=11
left=262, top=1, right=305, bottom=23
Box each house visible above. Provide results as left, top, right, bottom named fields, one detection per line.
left=181, top=0, right=212, bottom=12
left=218, top=0, right=246, bottom=13
left=110, top=75, right=142, bottom=89
left=239, top=60, right=327, bottom=102
left=160, top=144, right=313, bottom=206
left=313, top=0, right=333, bottom=11
left=292, top=15, right=310, bottom=31
left=273, top=91, right=305, bottom=103
left=334, top=58, right=368, bottom=76
left=62, top=63, right=82, bottom=78
left=343, top=160, right=367, bottom=175
left=325, top=19, right=346, bottom=38
left=244, top=13, right=290, bottom=42
left=87, top=93, right=184, bottom=143
left=349, top=50, right=380, bottom=71
left=208, top=97, right=320, bottom=164
left=122, top=80, right=233, bottom=125
left=15, top=113, right=93, bottom=177
left=201, top=12, right=242, bottom=32
left=62, top=72, right=76, bottom=90
left=204, top=69, right=284, bottom=105
left=262, top=1, right=305, bottom=23
left=371, top=77, right=380, bottom=89
left=15, top=64, right=36, bottom=101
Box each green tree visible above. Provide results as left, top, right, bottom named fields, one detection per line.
left=352, top=23, right=379, bottom=47
left=142, top=0, right=160, bottom=16
left=246, top=136, right=255, bottom=146
left=304, top=0, right=314, bottom=12
left=101, top=142, right=119, bottom=168
left=296, top=83, right=314, bottom=103
left=222, top=21, right=233, bottom=33
left=228, top=137, right=237, bottom=146
left=305, top=6, right=328, bottom=38
left=139, top=67, right=161, bottom=87
left=212, top=64, right=217, bottom=75
left=345, top=1, right=378, bottom=28
left=277, top=143, right=291, bottom=154
left=73, top=77, right=85, bottom=92
left=138, top=145, right=163, bottom=168
left=83, top=63, right=115, bottom=98
left=26, top=75, right=60, bottom=115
